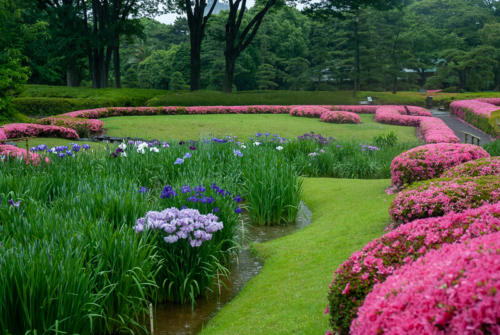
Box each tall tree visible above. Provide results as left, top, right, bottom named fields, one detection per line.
left=222, top=0, right=281, bottom=92
left=164, top=0, right=218, bottom=90
left=304, top=0, right=404, bottom=96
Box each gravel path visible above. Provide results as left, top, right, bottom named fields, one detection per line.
left=430, top=109, right=493, bottom=145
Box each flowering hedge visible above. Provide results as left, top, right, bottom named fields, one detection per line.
left=289, top=105, right=329, bottom=118
left=441, top=156, right=500, bottom=178
left=351, top=231, right=500, bottom=335
left=478, top=97, right=500, bottom=105
left=327, top=202, right=500, bottom=335
left=390, top=175, right=500, bottom=224
left=390, top=143, right=489, bottom=188
left=331, top=105, right=380, bottom=114
left=0, top=144, right=49, bottom=164
left=39, top=117, right=104, bottom=136
left=418, top=117, right=460, bottom=143
left=0, top=123, right=79, bottom=140
left=320, top=111, right=361, bottom=124
left=450, top=99, right=500, bottom=136
left=373, top=105, right=458, bottom=144
left=63, top=106, right=291, bottom=119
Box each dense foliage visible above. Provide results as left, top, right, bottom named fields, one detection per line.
left=2, top=0, right=499, bottom=93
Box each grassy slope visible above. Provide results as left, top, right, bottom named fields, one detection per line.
left=201, top=178, right=392, bottom=335
left=102, top=114, right=418, bottom=142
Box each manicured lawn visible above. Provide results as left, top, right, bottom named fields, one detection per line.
left=201, top=178, right=393, bottom=335
left=102, top=114, right=418, bottom=142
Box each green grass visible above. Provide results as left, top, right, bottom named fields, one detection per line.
left=19, top=85, right=165, bottom=100
left=201, top=178, right=392, bottom=335
left=102, top=114, right=418, bottom=142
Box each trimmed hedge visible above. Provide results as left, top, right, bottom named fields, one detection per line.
left=327, top=202, right=500, bottom=335
left=441, top=156, right=500, bottom=178
left=351, top=231, right=500, bottom=335
left=390, top=175, right=500, bottom=224
left=390, top=143, right=489, bottom=188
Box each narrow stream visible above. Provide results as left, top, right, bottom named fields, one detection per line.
left=153, top=202, right=312, bottom=334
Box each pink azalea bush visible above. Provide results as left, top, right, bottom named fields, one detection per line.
left=450, top=99, right=500, bottom=136
left=373, top=106, right=458, bottom=143
left=320, top=111, right=361, bottom=124
left=327, top=202, right=500, bottom=335
left=389, top=175, right=500, bottom=224
left=390, top=143, right=489, bottom=188
left=331, top=105, right=380, bottom=114
left=0, top=123, right=79, bottom=140
left=442, top=156, right=500, bottom=178
left=39, top=117, right=104, bottom=136
left=478, top=97, right=500, bottom=105
left=0, top=144, right=50, bottom=164
left=418, top=117, right=460, bottom=143
left=64, top=106, right=292, bottom=119
left=289, top=105, right=329, bottom=118
left=351, top=231, right=500, bottom=335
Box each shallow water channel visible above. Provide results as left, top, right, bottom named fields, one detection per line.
left=153, top=202, right=312, bottom=335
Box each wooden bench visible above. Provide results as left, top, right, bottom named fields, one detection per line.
left=359, top=96, right=373, bottom=105
left=463, top=132, right=481, bottom=145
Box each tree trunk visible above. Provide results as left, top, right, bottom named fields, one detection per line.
left=223, top=54, right=236, bottom=93
left=392, top=75, right=398, bottom=94
left=66, top=63, right=80, bottom=87
left=190, top=33, right=201, bottom=91
left=113, top=44, right=121, bottom=88
left=353, top=14, right=360, bottom=97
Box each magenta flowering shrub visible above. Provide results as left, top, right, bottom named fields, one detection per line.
left=0, top=144, right=50, bottom=164
left=478, top=97, right=500, bottom=105
left=320, top=111, right=361, bottom=124
left=418, top=117, right=460, bottom=143
left=390, top=175, right=500, bottom=223
left=351, top=231, right=500, bottom=335
left=39, top=117, right=104, bottom=135
left=373, top=106, right=458, bottom=143
left=450, top=99, right=500, bottom=136
left=442, top=156, right=500, bottom=178
left=327, top=202, right=500, bottom=335
left=289, top=105, right=329, bottom=118
left=450, top=99, right=498, bottom=119
left=0, top=123, right=79, bottom=140
left=390, top=143, right=489, bottom=188
left=331, top=105, right=380, bottom=114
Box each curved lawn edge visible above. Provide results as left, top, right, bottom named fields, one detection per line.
left=200, top=178, right=393, bottom=335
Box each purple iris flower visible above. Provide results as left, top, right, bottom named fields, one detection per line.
left=139, top=187, right=149, bottom=193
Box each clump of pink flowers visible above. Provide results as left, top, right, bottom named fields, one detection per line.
left=0, top=123, right=79, bottom=140
left=390, top=143, right=489, bottom=188
left=390, top=175, right=500, bottom=224
left=331, top=105, right=380, bottom=114
left=442, top=156, right=500, bottom=178
left=39, top=117, right=104, bottom=134
left=320, top=111, right=361, bottom=124
left=351, top=231, right=500, bottom=335
left=289, top=105, right=329, bottom=118
left=450, top=98, right=500, bottom=135
left=0, top=144, right=50, bottom=164
left=326, top=202, right=500, bottom=335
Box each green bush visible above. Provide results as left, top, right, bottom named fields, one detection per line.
left=483, top=140, right=500, bottom=156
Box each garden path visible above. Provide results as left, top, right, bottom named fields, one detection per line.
left=430, top=108, right=493, bottom=144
